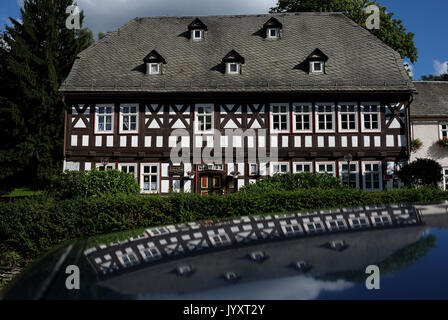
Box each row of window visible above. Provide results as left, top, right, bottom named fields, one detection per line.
left=97, top=161, right=384, bottom=192
left=89, top=103, right=384, bottom=134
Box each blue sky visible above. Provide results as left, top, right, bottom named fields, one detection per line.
left=1, top=0, right=447, bottom=79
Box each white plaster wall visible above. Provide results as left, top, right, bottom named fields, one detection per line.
left=411, top=121, right=448, bottom=168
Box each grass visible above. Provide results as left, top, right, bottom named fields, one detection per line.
left=1, top=188, right=42, bottom=198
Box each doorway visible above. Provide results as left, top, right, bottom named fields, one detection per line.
left=199, top=174, right=224, bottom=195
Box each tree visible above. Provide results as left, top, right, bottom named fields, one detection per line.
left=420, top=73, right=448, bottom=81
left=397, top=158, right=443, bottom=188
left=0, top=0, right=93, bottom=187
left=270, top=0, right=418, bottom=63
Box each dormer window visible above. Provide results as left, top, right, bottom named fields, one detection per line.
left=143, top=50, right=166, bottom=75
left=192, top=29, right=203, bottom=40
left=188, top=18, right=207, bottom=41
left=263, top=17, right=282, bottom=40
left=222, top=50, right=245, bottom=75
left=149, top=63, right=160, bottom=75
left=306, top=48, right=328, bottom=74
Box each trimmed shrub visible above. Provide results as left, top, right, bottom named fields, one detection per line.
left=0, top=187, right=446, bottom=261
left=239, top=172, right=345, bottom=194
left=397, top=158, right=443, bottom=187
left=52, top=168, right=140, bottom=199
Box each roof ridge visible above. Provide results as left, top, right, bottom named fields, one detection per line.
left=133, top=12, right=344, bottom=20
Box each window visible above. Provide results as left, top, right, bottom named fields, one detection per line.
left=192, top=29, right=203, bottom=40
left=195, top=104, right=213, bottom=133
left=316, top=162, right=336, bottom=177
left=338, top=103, right=358, bottom=132
left=120, top=105, right=138, bottom=133
left=310, top=61, right=324, bottom=73
left=293, top=162, right=313, bottom=173
left=96, top=163, right=115, bottom=170
left=440, top=123, right=448, bottom=139
left=270, top=104, right=289, bottom=133
left=249, top=163, right=258, bottom=176
left=119, top=164, right=137, bottom=179
left=339, top=161, right=359, bottom=188
left=148, top=63, right=161, bottom=75
left=227, top=62, right=240, bottom=74
left=270, top=162, right=290, bottom=175
left=363, top=161, right=382, bottom=191
left=362, top=103, right=381, bottom=132
left=141, top=164, right=159, bottom=193
left=120, top=253, right=139, bottom=267
left=443, top=168, right=448, bottom=191
left=172, top=180, right=181, bottom=192
left=267, top=28, right=279, bottom=39
left=315, top=104, right=335, bottom=132
left=96, top=105, right=114, bottom=133
left=293, top=103, right=312, bottom=132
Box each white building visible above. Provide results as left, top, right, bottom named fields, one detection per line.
left=410, top=81, right=448, bottom=190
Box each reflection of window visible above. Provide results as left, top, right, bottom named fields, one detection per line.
left=141, top=164, right=159, bottom=193
left=119, top=164, right=137, bottom=178
left=271, top=104, right=289, bottom=133
left=443, top=168, right=448, bottom=191
left=315, top=104, right=334, bottom=132
left=440, top=123, right=448, bottom=139
left=293, top=162, right=312, bottom=173
left=316, top=162, right=335, bottom=177
left=209, top=234, right=230, bottom=246
left=195, top=105, right=213, bottom=133
left=362, top=104, right=381, bottom=132
left=120, top=105, right=138, bottom=133
left=293, top=103, right=312, bottom=132
left=338, top=104, right=358, bottom=132
left=339, top=161, right=359, bottom=188
left=363, top=161, right=382, bottom=191
left=96, top=105, right=113, bottom=133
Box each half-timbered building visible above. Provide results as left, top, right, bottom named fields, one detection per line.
left=60, top=13, right=415, bottom=194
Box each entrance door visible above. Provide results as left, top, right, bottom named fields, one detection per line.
left=200, top=175, right=223, bottom=195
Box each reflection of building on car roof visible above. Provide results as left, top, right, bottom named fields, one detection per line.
left=85, top=204, right=421, bottom=276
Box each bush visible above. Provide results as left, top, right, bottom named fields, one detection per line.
left=397, top=158, right=443, bottom=187
left=410, top=138, right=423, bottom=153
left=239, top=172, right=345, bottom=194
left=0, top=187, right=446, bottom=261
left=52, top=168, right=140, bottom=199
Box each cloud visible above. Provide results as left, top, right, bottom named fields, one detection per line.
left=77, top=0, right=276, bottom=36
left=433, top=60, right=448, bottom=75
left=403, top=61, right=413, bottom=78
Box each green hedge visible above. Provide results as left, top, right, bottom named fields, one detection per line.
left=0, top=187, right=447, bottom=263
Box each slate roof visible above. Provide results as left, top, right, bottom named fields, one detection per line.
left=411, top=81, right=448, bottom=118
left=60, top=13, right=414, bottom=93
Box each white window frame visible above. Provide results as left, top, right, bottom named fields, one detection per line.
left=338, top=161, right=359, bottom=189
left=338, top=103, right=358, bottom=133
left=118, top=163, right=137, bottom=179
left=443, top=168, right=448, bottom=191
left=119, top=105, right=138, bottom=133
left=362, top=161, right=383, bottom=191
left=249, top=163, right=258, bottom=176
left=95, top=163, right=116, bottom=170
left=293, top=162, right=313, bottom=173
left=226, top=62, right=240, bottom=74
left=293, top=103, right=313, bottom=133
left=315, top=103, right=335, bottom=133
left=361, top=103, right=381, bottom=133
left=192, top=29, right=203, bottom=40
left=316, top=161, right=336, bottom=177
left=270, top=161, right=290, bottom=176
left=140, top=163, right=160, bottom=194
left=95, top=105, right=114, bottom=134
left=440, top=122, right=448, bottom=139
left=267, top=28, right=279, bottom=39
left=172, top=179, right=181, bottom=193
left=148, top=63, right=161, bottom=75
left=310, top=61, right=324, bottom=74
left=270, top=103, right=290, bottom=133
left=194, top=104, right=214, bottom=134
